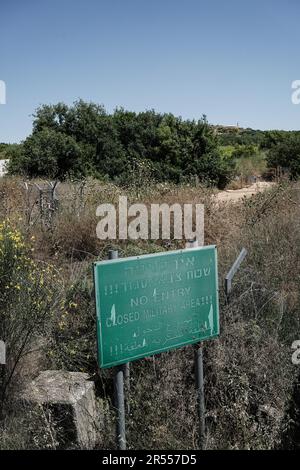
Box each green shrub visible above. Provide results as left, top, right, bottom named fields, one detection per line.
left=0, top=220, right=62, bottom=409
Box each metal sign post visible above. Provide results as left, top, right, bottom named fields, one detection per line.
left=186, top=239, right=206, bottom=449
left=0, top=340, right=5, bottom=365
left=0, top=340, right=6, bottom=420
left=109, top=250, right=127, bottom=450
left=124, top=362, right=130, bottom=414
left=114, top=364, right=126, bottom=450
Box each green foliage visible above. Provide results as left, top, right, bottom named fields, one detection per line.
left=217, top=128, right=266, bottom=147
left=219, top=145, right=235, bottom=158
left=0, top=143, right=19, bottom=162
left=0, top=144, right=8, bottom=160
left=7, top=129, right=85, bottom=179
left=217, top=127, right=300, bottom=154
left=8, top=101, right=234, bottom=188
left=261, top=130, right=296, bottom=149
left=231, top=144, right=258, bottom=160
left=267, top=135, right=300, bottom=178
left=0, top=221, right=61, bottom=407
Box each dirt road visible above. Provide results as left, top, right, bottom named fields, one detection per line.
left=216, top=181, right=274, bottom=203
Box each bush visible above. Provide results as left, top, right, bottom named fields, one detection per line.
left=0, top=220, right=62, bottom=410
left=267, top=135, right=300, bottom=178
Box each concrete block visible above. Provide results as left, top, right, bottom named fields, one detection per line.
left=22, top=370, right=97, bottom=448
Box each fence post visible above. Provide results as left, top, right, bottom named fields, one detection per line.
left=185, top=239, right=206, bottom=449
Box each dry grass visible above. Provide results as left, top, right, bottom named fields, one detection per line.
left=1, top=176, right=300, bottom=449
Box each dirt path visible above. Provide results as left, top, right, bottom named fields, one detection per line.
left=216, top=181, right=275, bottom=203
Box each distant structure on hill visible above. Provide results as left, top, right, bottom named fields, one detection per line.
left=0, top=159, right=9, bottom=177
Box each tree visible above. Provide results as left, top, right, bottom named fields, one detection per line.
left=267, top=135, right=300, bottom=179
left=8, top=129, right=84, bottom=179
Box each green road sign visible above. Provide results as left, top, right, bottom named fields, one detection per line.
left=94, top=246, right=219, bottom=368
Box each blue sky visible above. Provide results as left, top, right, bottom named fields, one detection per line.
left=1, top=0, right=300, bottom=143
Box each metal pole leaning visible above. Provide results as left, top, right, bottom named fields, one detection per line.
left=185, top=239, right=206, bottom=449
left=225, top=248, right=247, bottom=300
left=109, top=249, right=126, bottom=450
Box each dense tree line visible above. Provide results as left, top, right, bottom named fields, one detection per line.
left=7, top=101, right=234, bottom=188
left=217, top=127, right=300, bottom=148
left=5, top=102, right=300, bottom=184
left=217, top=128, right=300, bottom=177
left=217, top=127, right=267, bottom=147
